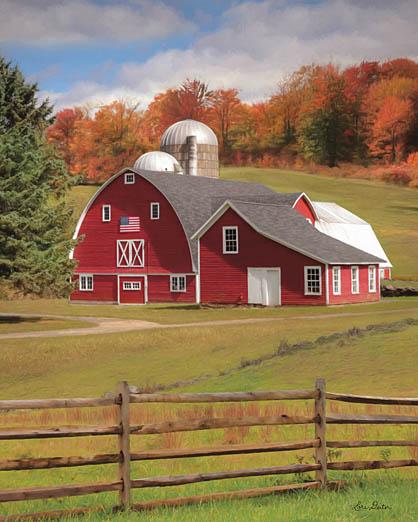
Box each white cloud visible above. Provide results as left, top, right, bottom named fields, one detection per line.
left=0, top=0, right=194, bottom=44
left=41, top=0, right=418, bottom=110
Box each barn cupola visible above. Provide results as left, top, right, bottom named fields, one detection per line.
left=160, top=119, right=219, bottom=177
left=133, top=151, right=183, bottom=173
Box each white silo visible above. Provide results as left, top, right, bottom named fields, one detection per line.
left=134, top=151, right=183, bottom=173
left=160, top=119, right=219, bottom=177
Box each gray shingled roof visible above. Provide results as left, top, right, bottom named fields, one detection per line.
left=129, top=168, right=383, bottom=267
left=229, top=201, right=384, bottom=265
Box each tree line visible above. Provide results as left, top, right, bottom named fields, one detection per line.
left=47, top=58, right=418, bottom=186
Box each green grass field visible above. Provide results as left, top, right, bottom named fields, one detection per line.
left=1, top=167, right=417, bottom=520
left=70, top=166, right=418, bottom=277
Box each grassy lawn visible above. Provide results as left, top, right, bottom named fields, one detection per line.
left=0, top=302, right=417, bottom=519
left=0, top=297, right=417, bottom=324
left=0, top=316, right=92, bottom=334
left=69, top=167, right=418, bottom=278
left=383, top=279, right=418, bottom=288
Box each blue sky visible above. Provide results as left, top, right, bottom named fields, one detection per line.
left=1, top=0, right=417, bottom=111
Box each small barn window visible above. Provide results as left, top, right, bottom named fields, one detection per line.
left=124, top=173, right=135, bottom=184
left=79, top=274, right=93, bottom=292
left=304, top=266, right=322, bottom=295
left=223, top=226, right=238, bottom=254
left=380, top=268, right=385, bottom=280
left=332, top=266, right=341, bottom=295
left=351, top=266, right=359, bottom=294
left=123, top=281, right=141, bottom=291
left=368, top=266, right=376, bottom=293
left=150, top=202, right=160, bottom=220
left=170, top=275, right=186, bottom=293
left=102, top=205, right=111, bottom=222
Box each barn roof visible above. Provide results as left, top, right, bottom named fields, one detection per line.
left=216, top=200, right=384, bottom=265
left=131, top=169, right=383, bottom=267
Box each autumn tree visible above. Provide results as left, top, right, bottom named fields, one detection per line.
left=47, top=107, right=86, bottom=174
left=297, top=65, right=354, bottom=167
left=369, top=96, right=412, bottom=162
left=70, top=100, right=147, bottom=182
left=209, top=88, right=242, bottom=154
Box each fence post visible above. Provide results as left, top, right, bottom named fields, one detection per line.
left=314, top=378, right=327, bottom=488
left=117, top=381, right=131, bottom=510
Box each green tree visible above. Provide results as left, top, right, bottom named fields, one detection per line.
left=0, top=57, right=76, bottom=296
left=297, top=65, right=353, bottom=167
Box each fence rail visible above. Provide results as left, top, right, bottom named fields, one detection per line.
left=0, top=379, right=416, bottom=521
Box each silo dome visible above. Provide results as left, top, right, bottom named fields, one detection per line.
left=133, top=151, right=183, bottom=173
left=160, top=119, right=218, bottom=147
left=160, top=119, right=219, bottom=178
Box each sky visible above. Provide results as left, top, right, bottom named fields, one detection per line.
left=1, top=0, right=417, bottom=112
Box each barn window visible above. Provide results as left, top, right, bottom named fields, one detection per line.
left=304, top=266, right=322, bottom=295
left=170, top=275, right=186, bottom=293
left=223, top=226, right=238, bottom=254
left=102, top=205, right=111, bottom=222
left=351, top=266, right=359, bottom=294
left=150, top=202, right=160, bottom=220
left=124, top=173, right=135, bottom=184
left=380, top=268, right=385, bottom=280
left=332, top=266, right=341, bottom=295
left=117, top=240, right=144, bottom=267
left=368, top=266, right=376, bottom=293
left=79, top=274, right=93, bottom=292
left=123, top=281, right=141, bottom=291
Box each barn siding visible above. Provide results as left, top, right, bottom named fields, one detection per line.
left=72, top=174, right=193, bottom=274
left=328, top=265, right=380, bottom=305
left=199, top=209, right=326, bottom=305
left=293, top=196, right=316, bottom=224
left=148, top=275, right=196, bottom=303
left=71, top=274, right=117, bottom=302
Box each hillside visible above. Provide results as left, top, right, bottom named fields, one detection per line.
left=69, top=167, right=418, bottom=278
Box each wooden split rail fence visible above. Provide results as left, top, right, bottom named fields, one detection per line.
left=0, top=379, right=417, bottom=520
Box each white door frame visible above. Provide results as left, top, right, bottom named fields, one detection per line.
left=117, top=274, right=148, bottom=305
left=247, top=267, right=281, bottom=306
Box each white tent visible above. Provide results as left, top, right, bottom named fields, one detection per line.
left=313, top=202, right=392, bottom=270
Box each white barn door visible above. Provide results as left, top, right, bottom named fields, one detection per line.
left=247, top=268, right=281, bottom=306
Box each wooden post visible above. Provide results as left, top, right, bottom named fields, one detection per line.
left=117, top=381, right=131, bottom=510
left=314, top=378, right=327, bottom=487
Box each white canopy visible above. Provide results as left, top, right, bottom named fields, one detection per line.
left=313, top=202, right=392, bottom=268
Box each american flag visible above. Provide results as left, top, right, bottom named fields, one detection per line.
left=119, top=216, right=140, bottom=232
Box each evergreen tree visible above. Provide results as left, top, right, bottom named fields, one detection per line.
left=0, top=57, right=76, bottom=296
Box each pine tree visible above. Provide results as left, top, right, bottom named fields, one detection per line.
left=0, top=57, right=76, bottom=296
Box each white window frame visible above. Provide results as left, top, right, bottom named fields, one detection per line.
left=380, top=268, right=385, bottom=280
left=79, top=274, right=93, bottom=292
left=332, top=266, right=341, bottom=295
left=150, top=202, right=160, bottom=220
left=170, top=274, right=187, bottom=293
left=124, top=173, right=135, bottom=184
left=123, top=281, right=142, bottom=291
left=102, top=204, right=111, bottom=222
left=368, top=265, right=377, bottom=293
left=222, top=226, right=239, bottom=254
left=351, top=266, right=359, bottom=294
left=304, top=266, right=322, bottom=295
left=116, top=240, right=144, bottom=268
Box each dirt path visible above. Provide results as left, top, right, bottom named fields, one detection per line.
left=1, top=306, right=418, bottom=340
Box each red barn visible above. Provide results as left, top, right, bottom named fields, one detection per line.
left=70, top=166, right=383, bottom=306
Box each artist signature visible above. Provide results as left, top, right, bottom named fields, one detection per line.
left=353, top=500, right=392, bottom=511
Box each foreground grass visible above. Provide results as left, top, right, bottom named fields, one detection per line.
left=0, top=297, right=417, bottom=324
left=1, top=305, right=418, bottom=398
left=0, top=316, right=92, bottom=334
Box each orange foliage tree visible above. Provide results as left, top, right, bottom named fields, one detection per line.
left=69, top=101, right=148, bottom=182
